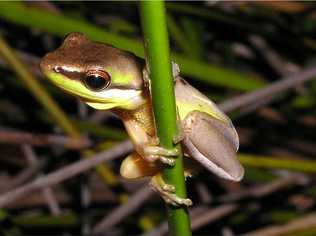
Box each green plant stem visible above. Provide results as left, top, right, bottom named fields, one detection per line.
left=140, top=2, right=191, bottom=236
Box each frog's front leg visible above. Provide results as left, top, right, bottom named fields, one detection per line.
left=121, top=118, right=192, bottom=206
left=141, top=139, right=179, bottom=166
left=123, top=118, right=179, bottom=166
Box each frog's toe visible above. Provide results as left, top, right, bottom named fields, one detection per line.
left=162, top=193, right=193, bottom=207
left=143, top=145, right=178, bottom=166
left=176, top=198, right=193, bottom=207
left=144, top=146, right=179, bottom=156
left=159, top=156, right=175, bottom=166
left=162, top=195, right=192, bottom=207
left=162, top=183, right=175, bottom=192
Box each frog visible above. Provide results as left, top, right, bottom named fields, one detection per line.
left=40, top=32, right=244, bottom=207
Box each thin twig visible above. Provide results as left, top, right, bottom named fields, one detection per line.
left=145, top=207, right=204, bottom=236
left=6, top=188, right=116, bottom=209
left=42, top=187, right=61, bottom=216
left=248, top=35, right=299, bottom=76
left=22, top=145, right=62, bottom=215
left=0, top=144, right=43, bottom=192
left=248, top=34, right=305, bottom=105
left=0, top=35, right=80, bottom=137
left=218, top=174, right=308, bottom=203
left=195, top=182, right=213, bottom=204
left=222, top=227, right=235, bottom=236
left=0, top=162, right=42, bottom=193
left=0, top=140, right=133, bottom=207
left=92, top=186, right=154, bottom=235
left=0, top=50, right=42, bottom=77
left=244, top=212, right=316, bottom=236
left=144, top=204, right=237, bottom=236
left=286, top=139, right=316, bottom=155
left=0, top=128, right=91, bottom=149
left=191, top=204, right=237, bottom=231
left=219, top=65, right=316, bottom=112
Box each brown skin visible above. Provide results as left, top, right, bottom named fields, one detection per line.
left=41, top=32, right=144, bottom=90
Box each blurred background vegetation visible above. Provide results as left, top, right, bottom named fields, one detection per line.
left=0, top=1, right=316, bottom=236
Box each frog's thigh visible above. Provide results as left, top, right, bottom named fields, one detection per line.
left=120, top=152, right=160, bottom=179
left=182, top=111, right=244, bottom=181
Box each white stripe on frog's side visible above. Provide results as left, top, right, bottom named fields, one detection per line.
left=54, top=65, right=83, bottom=73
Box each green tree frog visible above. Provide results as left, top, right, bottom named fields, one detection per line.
left=40, top=33, right=244, bottom=207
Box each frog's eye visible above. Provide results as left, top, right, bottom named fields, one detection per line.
left=83, top=70, right=111, bottom=91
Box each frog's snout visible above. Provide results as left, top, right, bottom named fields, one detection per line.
left=40, top=52, right=55, bottom=74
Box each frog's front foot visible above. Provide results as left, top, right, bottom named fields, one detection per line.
left=143, top=145, right=179, bottom=166
left=150, top=174, right=192, bottom=207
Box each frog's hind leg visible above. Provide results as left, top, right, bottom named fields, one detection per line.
left=120, top=152, right=159, bottom=179
left=150, top=173, right=192, bottom=207
left=121, top=153, right=192, bottom=207
left=182, top=111, right=244, bottom=181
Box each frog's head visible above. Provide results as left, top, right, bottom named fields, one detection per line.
left=40, top=32, right=146, bottom=110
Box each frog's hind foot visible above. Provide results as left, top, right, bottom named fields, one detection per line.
left=150, top=174, right=192, bottom=207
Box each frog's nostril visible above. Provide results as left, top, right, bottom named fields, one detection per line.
left=40, top=53, right=60, bottom=72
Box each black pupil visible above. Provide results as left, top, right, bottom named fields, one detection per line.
left=85, top=75, right=107, bottom=90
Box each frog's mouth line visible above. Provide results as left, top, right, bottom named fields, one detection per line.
left=80, top=90, right=147, bottom=110
left=44, top=70, right=146, bottom=110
